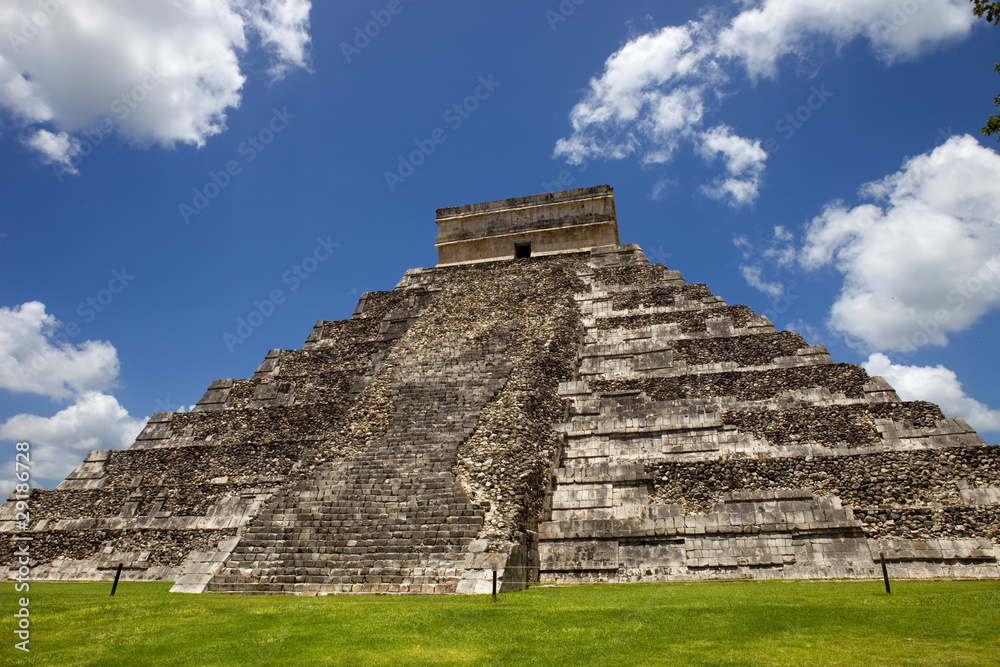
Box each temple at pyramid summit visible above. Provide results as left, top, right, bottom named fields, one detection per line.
left=3, top=184, right=999, bottom=594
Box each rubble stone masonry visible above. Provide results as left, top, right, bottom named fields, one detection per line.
left=3, top=186, right=997, bottom=592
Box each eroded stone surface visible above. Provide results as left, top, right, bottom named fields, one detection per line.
left=3, top=187, right=998, bottom=592
left=538, top=244, right=998, bottom=583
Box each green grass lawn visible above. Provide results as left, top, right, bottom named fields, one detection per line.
left=2, top=579, right=998, bottom=666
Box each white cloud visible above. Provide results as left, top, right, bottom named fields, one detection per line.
left=564, top=25, right=703, bottom=130
left=864, top=353, right=1000, bottom=433
left=718, top=0, right=973, bottom=79
left=23, top=128, right=80, bottom=172
left=697, top=124, right=768, bottom=206
left=701, top=177, right=761, bottom=208
left=0, top=0, right=311, bottom=171
left=553, top=23, right=710, bottom=170
left=0, top=391, right=146, bottom=497
left=740, top=265, right=785, bottom=298
left=241, top=0, right=313, bottom=79
left=554, top=0, right=973, bottom=205
left=698, top=124, right=768, bottom=175
left=736, top=227, right=798, bottom=296
left=0, top=301, right=148, bottom=495
left=800, top=135, right=1000, bottom=351
left=0, top=391, right=145, bottom=460
left=0, top=301, right=119, bottom=399
left=773, top=225, right=794, bottom=242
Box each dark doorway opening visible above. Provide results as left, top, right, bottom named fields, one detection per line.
left=515, top=243, right=532, bottom=259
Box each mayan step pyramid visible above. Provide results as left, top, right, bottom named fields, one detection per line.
left=3, top=185, right=998, bottom=594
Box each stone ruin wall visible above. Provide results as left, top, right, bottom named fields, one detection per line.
left=537, top=245, right=999, bottom=583
left=1, top=241, right=998, bottom=592
left=0, top=254, right=590, bottom=594
left=435, top=185, right=619, bottom=265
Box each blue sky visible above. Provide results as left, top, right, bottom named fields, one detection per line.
left=1, top=0, right=999, bottom=493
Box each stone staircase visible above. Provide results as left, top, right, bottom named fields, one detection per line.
left=203, top=327, right=514, bottom=594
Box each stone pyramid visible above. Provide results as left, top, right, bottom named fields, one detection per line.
left=3, top=185, right=998, bottom=594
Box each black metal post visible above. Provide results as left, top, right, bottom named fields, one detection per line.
left=492, top=569, right=497, bottom=601
left=880, top=552, right=891, bottom=594
left=110, top=563, right=123, bottom=596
